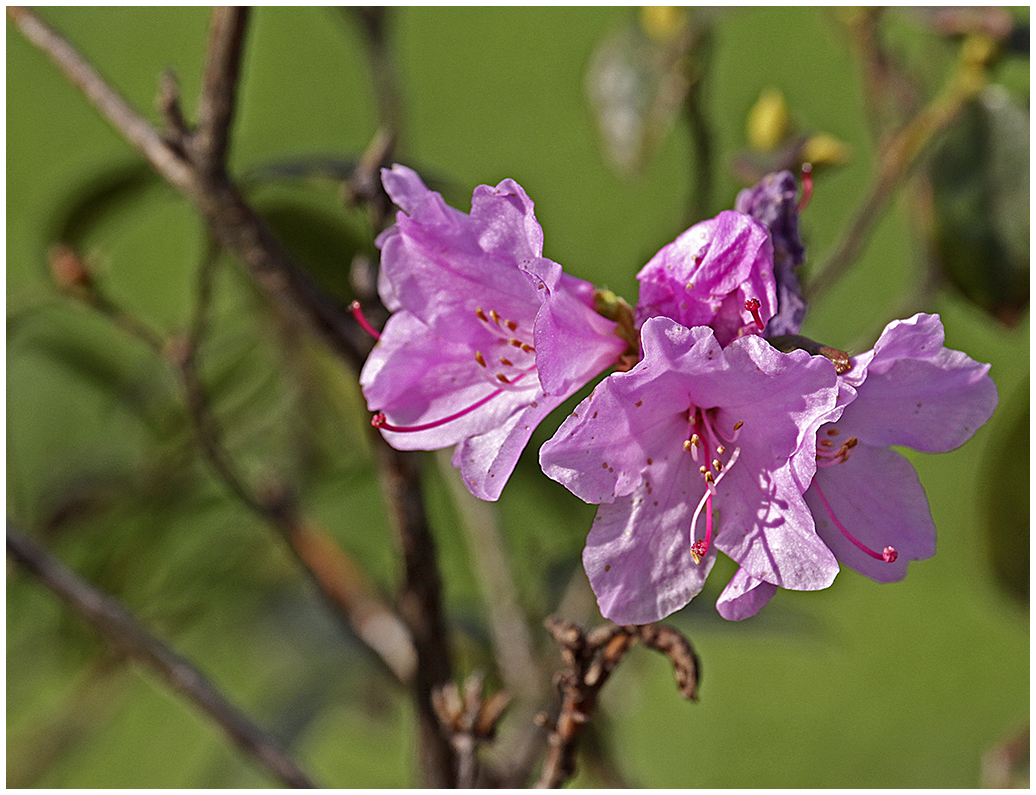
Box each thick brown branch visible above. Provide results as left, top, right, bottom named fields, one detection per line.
left=7, top=524, right=316, bottom=789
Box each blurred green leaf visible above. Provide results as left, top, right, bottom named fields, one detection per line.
left=45, top=161, right=166, bottom=250
left=927, top=84, right=1030, bottom=325
left=982, top=377, right=1029, bottom=603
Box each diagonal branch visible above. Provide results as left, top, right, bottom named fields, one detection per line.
left=8, top=6, right=368, bottom=372
left=7, top=523, right=316, bottom=789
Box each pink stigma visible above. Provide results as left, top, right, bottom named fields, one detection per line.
left=350, top=301, right=382, bottom=340
left=812, top=479, right=897, bottom=563
left=798, top=163, right=813, bottom=213
left=745, top=298, right=765, bottom=331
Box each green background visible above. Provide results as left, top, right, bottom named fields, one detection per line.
left=7, top=7, right=1029, bottom=787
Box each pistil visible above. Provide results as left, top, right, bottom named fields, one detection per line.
left=812, top=478, right=897, bottom=563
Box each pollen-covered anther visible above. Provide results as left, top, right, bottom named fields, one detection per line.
left=476, top=307, right=489, bottom=323
left=475, top=351, right=487, bottom=367
left=500, top=357, right=513, bottom=367
left=712, top=459, right=723, bottom=472
left=496, top=374, right=511, bottom=384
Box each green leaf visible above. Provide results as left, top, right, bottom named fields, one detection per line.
left=982, top=376, right=1029, bottom=603
left=927, top=85, right=1030, bottom=325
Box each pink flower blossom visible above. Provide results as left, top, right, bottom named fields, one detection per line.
left=539, top=316, right=840, bottom=624
left=634, top=210, right=778, bottom=347
left=717, top=313, right=998, bottom=620
left=360, top=165, right=628, bottom=501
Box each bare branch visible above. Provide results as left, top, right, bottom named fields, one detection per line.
left=535, top=620, right=701, bottom=788
left=6, top=523, right=316, bottom=789
left=534, top=619, right=636, bottom=788
left=374, top=444, right=458, bottom=786
left=9, top=6, right=369, bottom=372
left=191, top=7, right=249, bottom=174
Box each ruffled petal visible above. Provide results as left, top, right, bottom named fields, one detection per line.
left=452, top=392, right=566, bottom=501
left=835, top=314, right=998, bottom=453
left=360, top=312, right=535, bottom=450
left=635, top=211, right=777, bottom=346
left=716, top=567, right=778, bottom=620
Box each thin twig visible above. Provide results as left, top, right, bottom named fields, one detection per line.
left=191, top=7, right=249, bottom=175
left=535, top=620, right=701, bottom=788
left=806, top=31, right=992, bottom=302
left=6, top=523, right=317, bottom=789
left=8, top=6, right=369, bottom=372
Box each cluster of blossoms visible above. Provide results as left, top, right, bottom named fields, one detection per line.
left=359, top=165, right=998, bottom=623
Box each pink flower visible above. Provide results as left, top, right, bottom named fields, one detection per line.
left=360, top=165, right=628, bottom=501
left=539, top=316, right=840, bottom=624
left=634, top=210, right=778, bottom=347
left=717, top=313, right=998, bottom=620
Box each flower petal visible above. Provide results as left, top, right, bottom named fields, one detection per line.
left=836, top=314, right=998, bottom=453
left=635, top=210, right=777, bottom=346
left=360, top=312, right=535, bottom=449
left=583, top=450, right=715, bottom=625
left=452, top=393, right=565, bottom=501
left=716, top=567, right=778, bottom=620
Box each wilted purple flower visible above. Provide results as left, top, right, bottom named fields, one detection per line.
left=735, top=170, right=808, bottom=337
left=717, top=313, right=998, bottom=620
left=361, top=165, right=629, bottom=501
left=634, top=210, right=778, bottom=347
left=539, top=316, right=840, bottom=624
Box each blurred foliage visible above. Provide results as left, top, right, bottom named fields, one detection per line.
left=927, top=84, right=1030, bottom=325
left=6, top=6, right=1029, bottom=788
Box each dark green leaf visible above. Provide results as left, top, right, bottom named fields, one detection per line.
left=928, top=85, right=1030, bottom=325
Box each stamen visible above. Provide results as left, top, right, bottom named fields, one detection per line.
left=489, top=309, right=502, bottom=326
left=745, top=298, right=765, bottom=331
left=372, top=373, right=532, bottom=433
left=500, top=357, right=513, bottom=366
left=475, top=351, right=487, bottom=368
left=712, top=459, right=722, bottom=472
left=812, top=479, right=897, bottom=562
left=349, top=301, right=381, bottom=340
left=476, top=307, right=489, bottom=323
left=798, top=162, right=814, bottom=213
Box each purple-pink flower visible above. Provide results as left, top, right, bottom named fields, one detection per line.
left=539, top=316, right=841, bottom=625
left=634, top=210, right=778, bottom=347
left=716, top=313, right=998, bottom=620
left=360, top=165, right=628, bottom=501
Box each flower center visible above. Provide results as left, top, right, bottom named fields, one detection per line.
left=370, top=304, right=538, bottom=434
left=813, top=426, right=898, bottom=563
left=472, top=305, right=538, bottom=388
left=683, top=408, right=743, bottom=564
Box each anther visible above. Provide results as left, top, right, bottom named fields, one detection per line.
left=506, top=319, right=518, bottom=331
left=490, top=309, right=502, bottom=326
left=745, top=298, right=765, bottom=331
left=733, top=421, right=743, bottom=431
left=699, top=465, right=708, bottom=475
left=475, top=351, right=487, bottom=367
left=500, top=357, right=513, bottom=366
left=712, top=459, right=722, bottom=472
left=349, top=301, right=382, bottom=340
left=683, top=440, right=694, bottom=452
left=476, top=307, right=489, bottom=323
left=496, top=374, right=511, bottom=384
